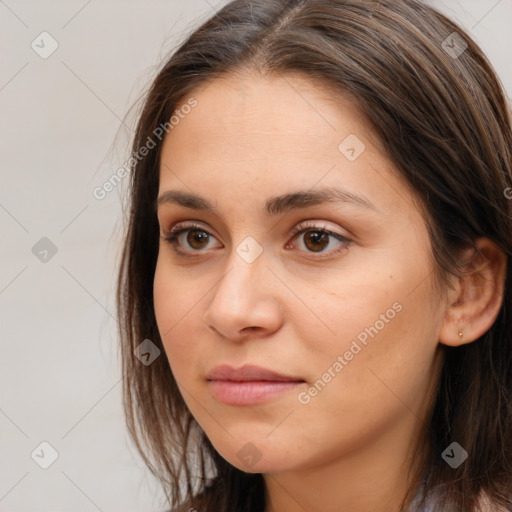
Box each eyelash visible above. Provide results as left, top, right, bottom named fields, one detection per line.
left=161, top=221, right=352, bottom=258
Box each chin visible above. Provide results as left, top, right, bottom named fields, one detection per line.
left=207, top=435, right=303, bottom=474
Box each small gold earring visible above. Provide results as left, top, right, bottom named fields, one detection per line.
left=457, top=329, right=463, bottom=339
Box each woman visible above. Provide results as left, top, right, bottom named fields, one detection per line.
left=117, top=0, right=512, bottom=510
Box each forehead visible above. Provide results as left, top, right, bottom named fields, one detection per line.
left=163, top=70, right=373, bottom=159
left=158, top=70, right=416, bottom=217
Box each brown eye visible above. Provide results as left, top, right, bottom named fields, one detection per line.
left=163, top=222, right=221, bottom=254
left=287, top=222, right=352, bottom=256
left=186, top=229, right=210, bottom=249
left=303, top=231, right=330, bottom=252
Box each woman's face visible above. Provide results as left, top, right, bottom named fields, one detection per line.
left=154, top=71, right=447, bottom=475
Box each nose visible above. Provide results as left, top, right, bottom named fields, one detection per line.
left=202, top=249, right=284, bottom=341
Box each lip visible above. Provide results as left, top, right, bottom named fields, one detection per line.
left=207, top=364, right=303, bottom=382
left=206, top=364, right=306, bottom=405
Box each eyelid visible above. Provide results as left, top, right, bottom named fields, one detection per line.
left=161, top=219, right=352, bottom=256
left=164, top=220, right=215, bottom=237
left=288, top=220, right=349, bottom=239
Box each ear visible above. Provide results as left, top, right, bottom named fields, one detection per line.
left=439, top=237, right=507, bottom=347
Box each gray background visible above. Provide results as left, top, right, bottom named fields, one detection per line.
left=1, top=1, right=511, bottom=511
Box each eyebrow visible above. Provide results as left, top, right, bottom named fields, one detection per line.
left=156, top=186, right=378, bottom=216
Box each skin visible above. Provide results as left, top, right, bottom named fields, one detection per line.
left=153, top=70, right=506, bottom=512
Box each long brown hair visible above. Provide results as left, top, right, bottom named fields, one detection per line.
left=116, top=1, right=512, bottom=510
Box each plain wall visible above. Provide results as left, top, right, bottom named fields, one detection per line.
left=1, top=1, right=511, bottom=510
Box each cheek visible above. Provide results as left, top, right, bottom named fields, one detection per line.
left=153, top=260, right=203, bottom=378
left=291, top=266, right=414, bottom=365
left=306, top=279, right=441, bottom=417
left=297, top=252, right=442, bottom=404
